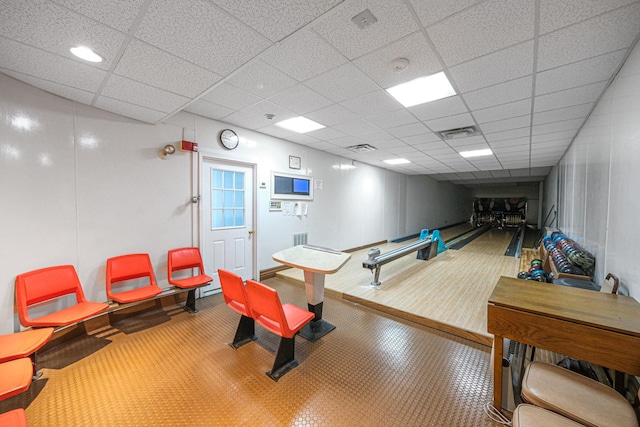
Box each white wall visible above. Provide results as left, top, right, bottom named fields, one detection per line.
left=0, top=74, right=471, bottom=334
left=545, top=42, right=640, bottom=299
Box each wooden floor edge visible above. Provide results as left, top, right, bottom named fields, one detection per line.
left=273, top=273, right=492, bottom=348
left=342, top=294, right=493, bottom=348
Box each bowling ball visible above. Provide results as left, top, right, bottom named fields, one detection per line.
left=530, top=259, right=542, bottom=266
left=517, top=271, right=530, bottom=280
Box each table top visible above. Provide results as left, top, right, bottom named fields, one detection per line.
left=489, top=276, right=640, bottom=337
left=273, top=245, right=351, bottom=274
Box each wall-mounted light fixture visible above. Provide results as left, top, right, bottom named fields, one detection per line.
left=159, top=144, right=176, bottom=159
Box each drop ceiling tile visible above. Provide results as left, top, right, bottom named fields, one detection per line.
left=115, top=40, right=222, bottom=98
left=539, top=0, right=637, bottom=35
left=428, top=147, right=459, bottom=157
left=51, top=0, right=145, bottom=32
left=0, top=0, right=126, bottom=70
left=333, top=118, right=379, bottom=136
left=387, top=122, right=430, bottom=138
left=306, top=127, right=347, bottom=141
left=308, top=140, right=340, bottom=151
left=268, top=84, right=333, bottom=115
left=490, top=170, right=511, bottom=178
left=472, top=99, right=532, bottom=124
left=201, top=83, right=261, bottom=111
left=374, top=139, right=408, bottom=149
left=211, top=0, right=342, bottom=42
left=532, top=118, right=583, bottom=135
left=1, top=69, right=95, bottom=105
left=531, top=140, right=572, bottom=150
left=352, top=31, right=441, bottom=88
left=286, top=133, right=320, bottom=145
left=135, top=0, right=271, bottom=76
left=445, top=135, right=487, bottom=148
left=227, top=60, right=298, bottom=98
left=386, top=145, right=421, bottom=155
left=409, top=0, right=482, bottom=27
left=463, top=76, right=533, bottom=110
left=472, top=171, right=494, bottom=179
left=305, top=103, right=361, bottom=126
left=489, top=136, right=530, bottom=148
left=427, top=0, right=534, bottom=66
left=262, top=30, right=346, bottom=81
left=423, top=113, right=475, bottom=132
left=330, top=135, right=365, bottom=147
left=508, top=168, right=530, bottom=177
left=339, top=90, right=401, bottom=118
left=223, top=100, right=296, bottom=130
left=449, top=40, right=534, bottom=93
left=537, top=3, right=640, bottom=71
left=409, top=96, right=468, bottom=121
left=94, top=96, right=166, bottom=123
left=484, top=127, right=531, bottom=142
left=101, top=75, right=190, bottom=113
left=359, top=129, right=395, bottom=142
left=257, top=125, right=295, bottom=139
left=534, top=81, right=607, bottom=112
left=401, top=133, right=444, bottom=145
left=492, top=145, right=530, bottom=154
left=183, top=99, right=233, bottom=120
left=532, top=131, right=575, bottom=143
left=535, top=50, right=626, bottom=95
left=304, top=63, right=378, bottom=103
left=530, top=166, right=552, bottom=176
left=530, top=159, right=558, bottom=167
left=479, top=115, right=530, bottom=134
left=369, top=109, right=418, bottom=129
left=314, top=0, right=419, bottom=60
left=532, top=103, right=593, bottom=125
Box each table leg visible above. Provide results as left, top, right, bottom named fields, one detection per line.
left=299, top=270, right=335, bottom=342
left=493, top=335, right=504, bottom=411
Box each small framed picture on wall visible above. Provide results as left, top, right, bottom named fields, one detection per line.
left=289, top=155, right=301, bottom=169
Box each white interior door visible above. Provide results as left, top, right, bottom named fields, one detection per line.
left=200, top=158, right=255, bottom=297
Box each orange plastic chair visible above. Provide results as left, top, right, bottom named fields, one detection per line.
left=218, top=269, right=257, bottom=349
left=15, top=265, right=109, bottom=328
left=0, top=409, right=27, bottom=427
left=0, top=358, right=32, bottom=401
left=0, top=328, right=54, bottom=380
left=167, top=247, right=212, bottom=313
left=106, top=254, right=162, bottom=303
left=245, top=280, right=314, bottom=381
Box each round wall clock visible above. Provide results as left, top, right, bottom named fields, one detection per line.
left=220, top=129, right=239, bottom=150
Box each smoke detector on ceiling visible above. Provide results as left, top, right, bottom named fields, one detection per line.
left=347, top=144, right=377, bottom=153
left=391, top=58, right=410, bottom=73
left=437, top=126, right=480, bottom=140
left=351, top=9, right=378, bottom=30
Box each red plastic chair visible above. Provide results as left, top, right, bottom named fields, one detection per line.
left=245, top=280, right=314, bottom=381
left=0, top=328, right=54, bottom=380
left=0, top=358, right=32, bottom=401
left=167, top=247, right=212, bottom=313
left=218, top=269, right=257, bottom=349
left=15, top=265, right=109, bottom=328
left=106, top=254, right=162, bottom=303
left=0, top=409, right=27, bottom=427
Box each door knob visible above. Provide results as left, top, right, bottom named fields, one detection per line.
left=248, top=230, right=254, bottom=235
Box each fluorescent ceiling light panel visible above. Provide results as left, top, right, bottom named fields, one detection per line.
left=383, top=158, right=410, bottom=165
left=275, top=116, right=325, bottom=134
left=459, top=148, right=493, bottom=158
left=70, top=46, right=103, bottom=62
left=386, top=72, right=455, bottom=108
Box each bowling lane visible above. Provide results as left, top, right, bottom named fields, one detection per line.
left=457, top=228, right=516, bottom=255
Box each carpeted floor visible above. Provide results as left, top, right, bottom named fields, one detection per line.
left=1, top=278, right=502, bottom=426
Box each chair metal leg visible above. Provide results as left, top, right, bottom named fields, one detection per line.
left=30, top=352, right=43, bottom=380
left=229, top=315, right=257, bottom=349
left=183, top=289, right=198, bottom=314
left=267, top=336, right=298, bottom=382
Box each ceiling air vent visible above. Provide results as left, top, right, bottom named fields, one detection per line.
left=347, top=144, right=377, bottom=153
left=437, top=126, right=480, bottom=140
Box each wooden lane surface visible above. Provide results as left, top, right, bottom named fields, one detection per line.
left=457, top=228, right=515, bottom=255
left=276, top=229, right=520, bottom=346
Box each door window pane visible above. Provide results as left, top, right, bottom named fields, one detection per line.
left=211, top=168, right=246, bottom=229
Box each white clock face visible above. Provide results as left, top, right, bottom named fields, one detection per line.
left=220, top=129, right=239, bottom=150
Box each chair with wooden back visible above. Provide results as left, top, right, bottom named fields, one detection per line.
left=217, top=269, right=256, bottom=349
left=106, top=253, right=162, bottom=304
left=245, top=279, right=314, bottom=381
left=16, top=265, right=109, bottom=328
left=167, top=247, right=212, bottom=313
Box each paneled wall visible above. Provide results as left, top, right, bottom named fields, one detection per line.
left=0, top=74, right=471, bottom=334
left=544, top=42, right=640, bottom=299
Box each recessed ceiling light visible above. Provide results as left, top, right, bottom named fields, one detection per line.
left=275, top=116, right=325, bottom=134
left=383, top=158, right=410, bottom=165
left=70, top=46, right=103, bottom=63
left=459, top=148, right=493, bottom=158
left=386, top=72, right=455, bottom=108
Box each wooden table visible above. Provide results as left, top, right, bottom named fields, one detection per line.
left=273, top=245, right=351, bottom=341
left=488, top=276, right=640, bottom=411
